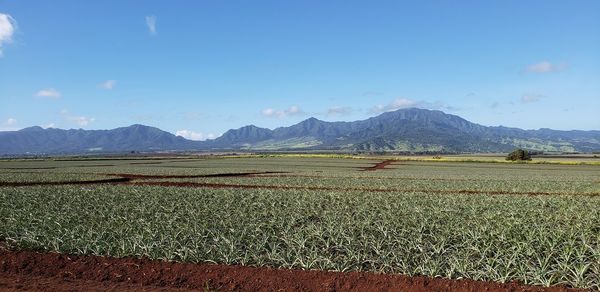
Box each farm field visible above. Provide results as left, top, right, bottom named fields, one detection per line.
left=1, top=155, right=599, bottom=291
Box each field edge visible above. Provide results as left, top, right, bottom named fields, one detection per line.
left=0, top=249, right=586, bottom=292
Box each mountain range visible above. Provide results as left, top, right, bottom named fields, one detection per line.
left=1, top=108, right=599, bottom=155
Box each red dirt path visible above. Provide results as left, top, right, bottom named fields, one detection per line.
left=106, top=171, right=287, bottom=180
left=361, top=160, right=395, bottom=171
left=0, top=177, right=130, bottom=187
left=0, top=250, right=583, bottom=292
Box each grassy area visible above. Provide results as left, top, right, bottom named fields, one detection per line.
left=1, top=156, right=600, bottom=289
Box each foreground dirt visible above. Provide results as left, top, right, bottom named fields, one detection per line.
left=0, top=250, right=584, bottom=292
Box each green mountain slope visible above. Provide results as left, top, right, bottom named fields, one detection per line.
left=2, top=108, right=599, bottom=154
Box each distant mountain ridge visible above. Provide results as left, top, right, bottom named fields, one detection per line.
left=207, top=108, right=600, bottom=153
left=1, top=108, right=599, bottom=155
left=0, top=124, right=199, bottom=155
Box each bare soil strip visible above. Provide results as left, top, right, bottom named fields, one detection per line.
left=0, top=172, right=284, bottom=187
left=106, top=171, right=287, bottom=179
left=361, top=160, right=395, bottom=171
left=0, top=250, right=582, bottom=292
left=3, top=167, right=57, bottom=170
left=0, top=273, right=192, bottom=292
left=0, top=177, right=130, bottom=187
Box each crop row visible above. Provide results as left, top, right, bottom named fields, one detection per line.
left=1, top=185, right=599, bottom=289
left=149, top=175, right=600, bottom=195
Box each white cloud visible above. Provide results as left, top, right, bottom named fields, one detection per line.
left=261, top=108, right=278, bottom=117
left=261, top=105, right=305, bottom=118
left=370, top=98, right=419, bottom=113
left=370, top=98, right=458, bottom=114
left=1, top=117, right=17, bottom=131
left=0, top=13, right=16, bottom=56
left=42, top=123, right=55, bottom=129
left=326, top=106, right=352, bottom=116
left=98, top=80, right=116, bottom=90
left=71, top=116, right=94, bottom=126
left=286, top=105, right=301, bottom=115
left=176, top=130, right=215, bottom=141
left=60, top=109, right=95, bottom=127
left=146, top=15, right=156, bottom=35
left=521, top=94, right=543, bottom=103
left=36, top=88, right=61, bottom=99
left=526, top=61, right=565, bottom=73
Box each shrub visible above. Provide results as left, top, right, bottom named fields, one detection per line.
left=506, top=149, right=532, bottom=161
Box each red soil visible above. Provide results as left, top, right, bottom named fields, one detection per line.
left=0, top=172, right=284, bottom=187
left=361, top=160, right=396, bottom=171
left=107, top=171, right=287, bottom=180
left=0, top=177, right=130, bottom=187
left=0, top=250, right=583, bottom=292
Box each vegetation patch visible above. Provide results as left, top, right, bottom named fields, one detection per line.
left=506, top=149, right=532, bottom=161
left=1, top=156, right=599, bottom=289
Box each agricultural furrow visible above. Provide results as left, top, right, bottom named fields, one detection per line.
left=0, top=250, right=583, bottom=292
left=0, top=177, right=130, bottom=186
left=106, top=171, right=287, bottom=179
left=361, top=160, right=396, bottom=171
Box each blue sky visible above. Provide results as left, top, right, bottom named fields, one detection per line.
left=1, top=0, right=599, bottom=139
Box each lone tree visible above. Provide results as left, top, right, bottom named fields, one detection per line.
left=506, top=148, right=532, bottom=161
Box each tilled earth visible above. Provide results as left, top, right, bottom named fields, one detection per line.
left=0, top=250, right=584, bottom=292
